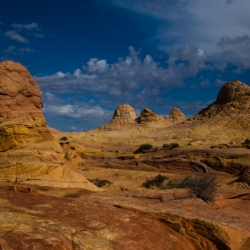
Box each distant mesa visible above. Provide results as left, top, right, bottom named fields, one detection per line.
left=193, top=80, right=250, bottom=119
left=0, top=61, right=99, bottom=190
left=98, top=103, right=136, bottom=130
left=136, top=108, right=165, bottom=124
left=165, top=108, right=186, bottom=123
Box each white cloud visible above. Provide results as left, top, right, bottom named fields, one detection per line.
left=12, top=22, right=39, bottom=31
left=4, top=45, right=34, bottom=55
left=108, top=0, right=250, bottom=70
left=199, top=79, right=210, bottom=88
left=36, top=46, right=202, bottom=102
left=43, top=103, right=113, bottom=120
left=215, top=79, right=226, bottom=87
left=4, top=22, right=44, bottom=45
left=5, top=30, right=29, bottom=43
left=84, top=58, right=109, bottom=74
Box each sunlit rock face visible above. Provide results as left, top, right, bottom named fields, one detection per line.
left=137, top=108, right=165, bottom=124
left=0, top=61, right=48, bottom=151
left=194, top=80, right=250, bottom=118
left=0, top=61, right=99, bottom=190
left=99, top=103, right=136, bottom=130
left=165, top=108, right=186, bottom=123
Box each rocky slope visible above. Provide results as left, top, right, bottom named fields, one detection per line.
left=0, top=61, right=98, bottom=190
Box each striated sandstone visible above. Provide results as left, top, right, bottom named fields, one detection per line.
left=193, top=80, right=250, bottom=119
left=165, top=107, right=186, bottom=123
left=99, top=103, right=136, bottom=130
left=136, top=108, right=165, bottom=124
left=0, top=61, right=98, bottom=190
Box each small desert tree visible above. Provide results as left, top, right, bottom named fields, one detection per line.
left=188, top=173, right=217, bottom=202
left=164, top=173, right=217, bottom=202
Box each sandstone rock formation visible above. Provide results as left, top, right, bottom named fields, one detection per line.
left=193, top=80, right=250, bottom=119
left=0, top=61, right=98, bottom=190
left=136, top=108, right=165, bottom=124
left=165, top=108, right=186, bottom=123
left=99, top=103, right=136, bottom=130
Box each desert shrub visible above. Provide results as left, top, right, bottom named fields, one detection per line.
left=88, top=178, right=112, bottom=187
left=70, top=146, right=76, bottom=150
left=134, top=144, right=153, bottom=154
left=163, top=176, right=194, bottom=189
left=162, top=143, right=179, bottom=149
left=64, top=152, right=71, bottom=161
left=64, top=193, right=79, bottom=198
left=143, top=174, right=168, bottom=188
left=59, top=142, right=64, bottom=147
left=61, top=136, right=68, bottom=141
left=242, top=139, right=250, bottom=149
left=170, top=142, right=179, bottom=149
left=244, top=138, right=250, bottom=144
left=188, top=173, right=217, bottom=202
left=164, top=174, right=217, bottom=202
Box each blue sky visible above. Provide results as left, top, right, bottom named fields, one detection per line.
left=1, top=0, right=250, bottom=131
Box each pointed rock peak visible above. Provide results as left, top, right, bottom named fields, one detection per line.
left=137, top=108, right=164, bottom=124
left=165, top=108, right=186, bottom=123
left=99, top=103, right=136, bottom=130
left=216, top=80, right=250, bottom=104
left=169, top=108, right=185, bottom=118
left=112, top=103, right=136, bottom=119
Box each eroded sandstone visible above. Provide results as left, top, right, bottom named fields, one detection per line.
left=0, top=61, right=98, bottom=190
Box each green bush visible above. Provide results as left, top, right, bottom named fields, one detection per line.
left=61, top=136, right=68, bottom=141
left=70, top=146, right=76, bottom=150
left=134, top=144, right=153, bottom=154
left=143, top=174, right=168, bottom=188
left=88, top=178, right=112, bottom=187
left=64, top=193, right=79, bottom=198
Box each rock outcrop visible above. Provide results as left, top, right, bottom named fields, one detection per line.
left=0, top=61, right=98, bottom=190
left=136, top=108, right=165, bottom=124
left=193, top=80, right=250, bottom=119
left=99, top=103, right=136, bottom=130
left=165, top=108, right=186, bottom=123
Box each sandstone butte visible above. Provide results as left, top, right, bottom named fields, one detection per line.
left=0, top=61, right=98, bottom=191
left=98, top=103, right=136, bottom=130
left=99, top=105, right=186, bottom=131
left=84, top=79, right=250, bottom=148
